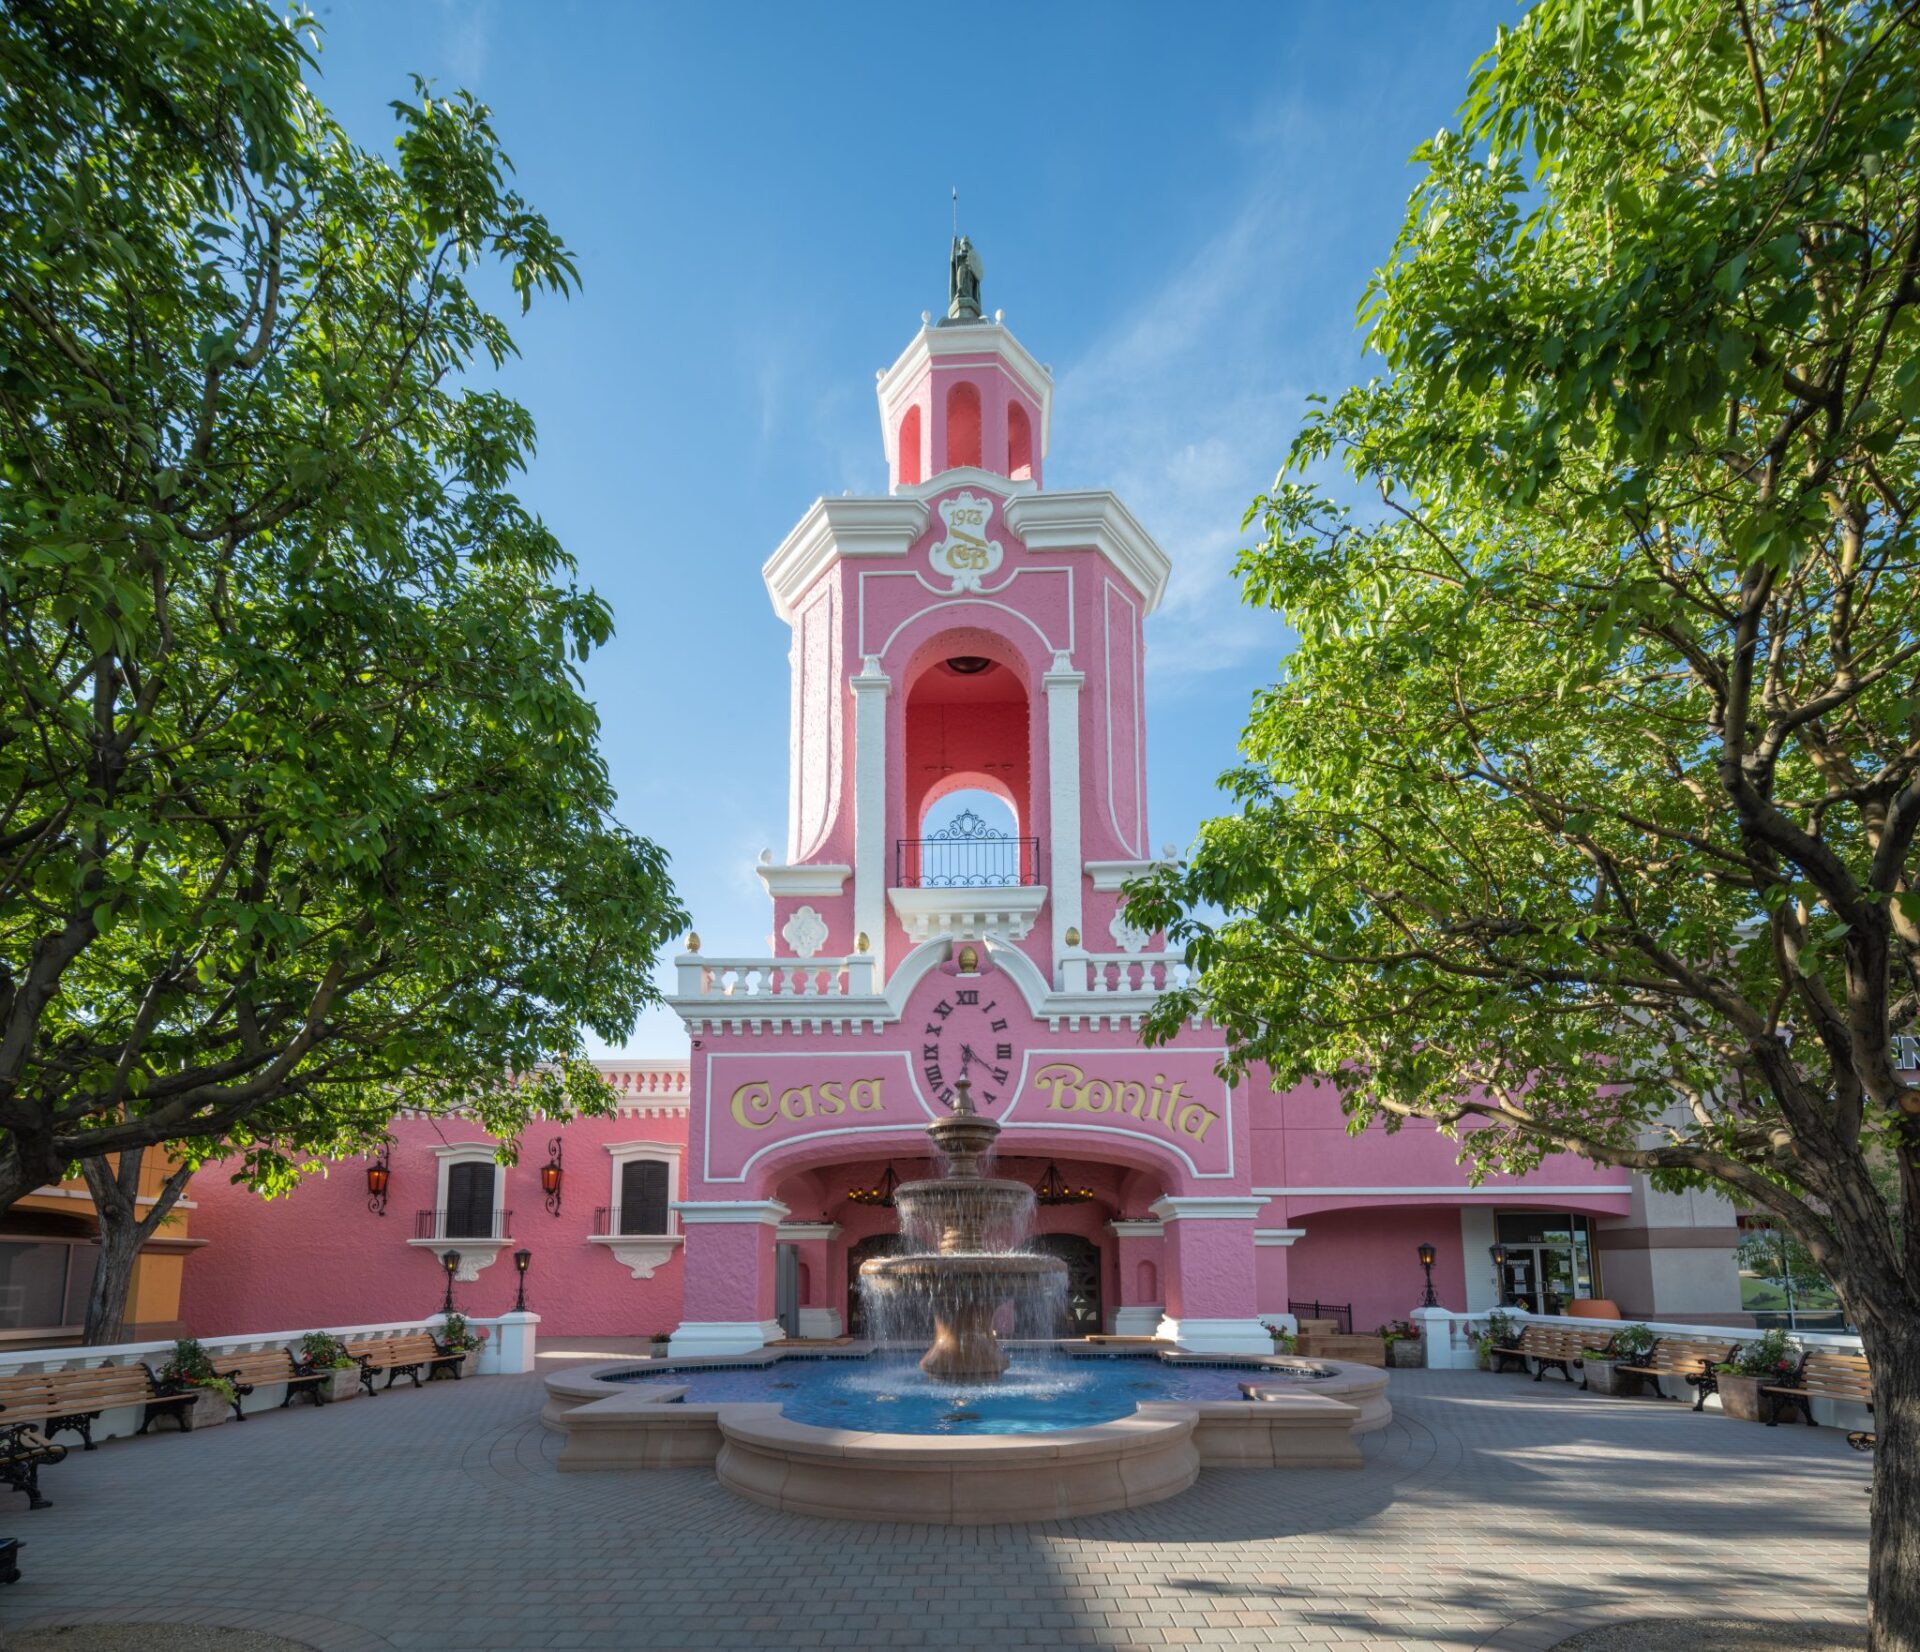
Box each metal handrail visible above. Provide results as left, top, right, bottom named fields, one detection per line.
left=414, top=1209, right=513, bottom=1241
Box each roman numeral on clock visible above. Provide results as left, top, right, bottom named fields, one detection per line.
left=996, top=1043, right=1012, bottom=1061
left=956, top=989, right=979, bottom=1006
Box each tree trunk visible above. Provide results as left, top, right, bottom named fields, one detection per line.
left=80, top=1192, right=144, bottom=1346
left=1860, top=1314, right=1920, bottom=1652
left=79, top=1150, right=194, bottom=1348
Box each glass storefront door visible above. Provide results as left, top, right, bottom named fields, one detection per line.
left=1495, top=1214, right=1598, bottom=1313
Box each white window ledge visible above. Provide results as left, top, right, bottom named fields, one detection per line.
left=587, top=1233, right=685, bottom=1279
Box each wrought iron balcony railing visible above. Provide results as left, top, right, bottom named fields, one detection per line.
left=592, top=1205, right=673, bottom=1238
left=414, top=1209, right=513, bottom=1241
left=895, top=809, right=1040, bottom=888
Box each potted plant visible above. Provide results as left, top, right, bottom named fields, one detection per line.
left=157, top=1337, right=240, bottom=1428
left=1472, top=1310, right=1522, bottom=1370
left=437, top=1312, right=487, bottom=1377
left=1713, top=1328, right=1799, bottom=1421
left=1583, top=1323, right=1655, bottom=1395
left=1380, top=1320, right=1424, bottom=1369
left=1262, top=1321, right=1299, bottom=1356
left=298, top=1331, right=365, bottom=1403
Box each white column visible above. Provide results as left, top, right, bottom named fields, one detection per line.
left=1043, top=650, right=1085, bottom=962
left=851, top=655, right=892, bottom=979
left=478, top=1310, right=539, bottom=1375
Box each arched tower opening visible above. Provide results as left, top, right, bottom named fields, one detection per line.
left=944, top=380, right=982, bottom=472
left=897, top=405, right=923, bottom=487
left=1007, top=401, right=1033, bottom=482
left=900, top=648, right=1032, bottom=887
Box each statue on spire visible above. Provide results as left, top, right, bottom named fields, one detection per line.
left=948, top=234, right=983, bottom=322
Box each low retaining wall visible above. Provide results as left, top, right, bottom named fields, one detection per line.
left=0, top=1311, right=539, bottom=1444
left=544, top=1347, right=1383, bottom=1523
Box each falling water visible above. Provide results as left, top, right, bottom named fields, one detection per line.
left=856, top=1078, right=1068, bottom=1378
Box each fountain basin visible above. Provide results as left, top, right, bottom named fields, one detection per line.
left=543, top=1347, right=1389, bottom=1523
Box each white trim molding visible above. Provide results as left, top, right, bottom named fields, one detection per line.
left=1085, top=859, right=1168, bottom=892
left=1253, top=1228, right=1308, bottom=1247
left=405, top=1238, right=510, bottom=1283
left=1110, top=1305, right=1164, bottom=1336
left=762, top=498, right=927, bottom=622
left=1107, top=1219, right=1165, bottom=1239
left=775, top=1222, right=842, bottom=1242
left=796, top=1308, right=844, bottom=1339
left=666, top=1318, right=786, bottom=1358
left=876, top=319, right=1055, bottom=459
left=1251, top=1185, right=1634, bottom=1198
left=587, top=1234, right=684, bottom=1279
left=1155, top=1316, right=1274, bottom=1356
left=1004, top=491, right=1170, bottom=613
left=1150, top=1196, right=1268, bottom=1223
left=756, top=863, right=852, bottom=898
left=888, top=883, right=1048, bottom=943
left=671, top=1199, right=791, bottom=1226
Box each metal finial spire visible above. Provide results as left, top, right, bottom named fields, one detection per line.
left=952, top=186, right=958, bottom=239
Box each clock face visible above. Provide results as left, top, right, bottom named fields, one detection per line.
left=917, top=978, right=1019, bottom=1110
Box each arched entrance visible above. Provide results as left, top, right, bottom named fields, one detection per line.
left=845, top=1233, right=915, bottom=1339
left=1034, top=1233, right=1102, bottom=1335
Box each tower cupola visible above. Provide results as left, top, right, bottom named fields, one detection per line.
left=876, top=238, right=1052, bottom=492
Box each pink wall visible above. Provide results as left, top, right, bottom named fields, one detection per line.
left=180, top=1110, right=692, bottom=1340
left=1285, top=1206, right=1469, bottom=1333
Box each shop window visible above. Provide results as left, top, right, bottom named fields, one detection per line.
left=0, top=1241, right=71, bottom=1330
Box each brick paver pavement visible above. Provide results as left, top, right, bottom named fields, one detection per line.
left=0, top=1368, right=1869, bottom=1651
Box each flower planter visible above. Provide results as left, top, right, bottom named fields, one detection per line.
left=1387, top=1338, right=1425, bottom=1369
left=1581, top=1359, right=1641, bottom=1398
left=1715, top=1372, right=1767, bottom=1421
left=175, top=1385, right=232, bottom=1430
left=320, top=1366, right=363, bottom=1403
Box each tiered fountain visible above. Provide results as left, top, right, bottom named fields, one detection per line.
left=857, top=1077, right=1067, bottom=1377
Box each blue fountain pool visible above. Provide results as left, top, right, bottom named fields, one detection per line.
left=604, top=1352, right=1334, bottom=1436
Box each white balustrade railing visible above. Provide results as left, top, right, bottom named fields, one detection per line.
left=1058, top=952, right=1192, bottom=995
left=672, top=954, right=877, bottom=1001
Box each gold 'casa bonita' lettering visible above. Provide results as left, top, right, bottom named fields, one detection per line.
left=1032, top=1062, right=1219, bottom=1143
left=730, top=1078, right=885, bottom=1130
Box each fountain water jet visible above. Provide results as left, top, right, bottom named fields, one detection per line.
left=857, top=1078, right=1067, bottom=1379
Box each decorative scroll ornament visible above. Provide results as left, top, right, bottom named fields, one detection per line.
left=1108, top=908, right=1150, bottom=954
left=781, top=904, right=829, bottom=959
left=929, top=492, right=1004, bottom=592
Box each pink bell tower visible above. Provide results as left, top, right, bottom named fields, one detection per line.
left=667, top=253, right=1288, bottom=1362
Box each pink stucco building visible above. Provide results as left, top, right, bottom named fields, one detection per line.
left=180, top=280, right=1745, bottom=1350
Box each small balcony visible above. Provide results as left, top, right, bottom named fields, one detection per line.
left=413, top=1209, right=514, bottom=1242
left=894, top=810, right=1041, bottom=889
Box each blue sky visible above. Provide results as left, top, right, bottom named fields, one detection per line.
left=305, top=1, right=1514, bottom=1054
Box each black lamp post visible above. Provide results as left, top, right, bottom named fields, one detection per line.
left=1417, top=1242, right=1439, bottom=1307
left=513, top=1248, right=532, bottom=1313
left=440, top=1249, right=460, bottom=1317
left=1489, top=1242, right=1509, bottom=1303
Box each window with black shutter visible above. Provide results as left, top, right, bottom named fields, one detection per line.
left=445, top=1161, right=497, bottom=1238
left=618, top=1160, right=670, bottom=1235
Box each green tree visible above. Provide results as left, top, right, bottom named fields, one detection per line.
left=1125, top=3, right=1920, bottom=1643
left=0, top=0, right=686, bottom=1222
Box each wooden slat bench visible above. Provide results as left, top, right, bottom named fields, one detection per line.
left=1487, top=1325, right=1606, bottom=1383
left=341, top=1333, right=466, bottom=1395
left=216, top=1350, right=335, bottom=1420
left=0, top=1417, right=66, bottom=1511
left=1611, top=1336, right=1739, bottom=1408
left=0, top=1363, right=202, bottom=1449
left=1763, top=1351, right=1872, bottom=1427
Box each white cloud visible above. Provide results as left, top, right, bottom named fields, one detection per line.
left=1049, top=169, right=1318, bottom=690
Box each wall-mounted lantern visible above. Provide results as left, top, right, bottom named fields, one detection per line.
left=441, top=1249, right=460, bottom=1317
left=541, top=1137, right=564, bottom=1217
left=366, top=1141, right=392, bottom=1217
